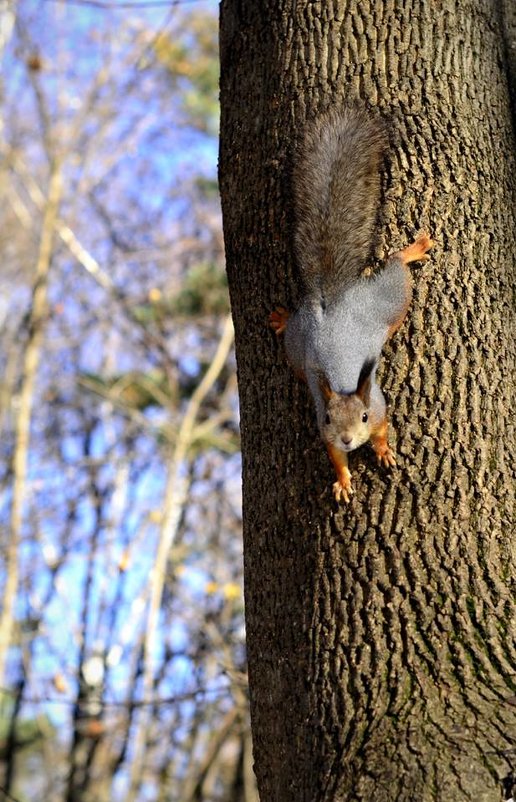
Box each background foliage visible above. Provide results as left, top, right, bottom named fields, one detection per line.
left=0, top=1, right=253, bottom=800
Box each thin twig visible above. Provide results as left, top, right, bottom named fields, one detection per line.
left=43, top=0, right=208, bottom=7
left=0, top=684, right=236, bottom=708
left=0, top=162, right=63, bottom=686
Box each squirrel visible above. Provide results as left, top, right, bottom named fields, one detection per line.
left=270, top=107, right=433, bottom=503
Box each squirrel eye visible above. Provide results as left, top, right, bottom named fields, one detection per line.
left=362, top=412, right=368, bottom=423
left=325, top=413, right=331, bottom=425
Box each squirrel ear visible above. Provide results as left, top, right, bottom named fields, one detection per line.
left=356, top=359, right=375, bottom=406
left=318, top=375, right=335, bottom=402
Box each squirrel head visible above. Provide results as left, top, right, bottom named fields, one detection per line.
left=319, top=359, right=375, bottom=453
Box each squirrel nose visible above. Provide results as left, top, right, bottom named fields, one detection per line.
left=341, top=437, right=352, bottom=446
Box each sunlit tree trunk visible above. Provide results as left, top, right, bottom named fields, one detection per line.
left=219, top=1, right=516, bottom=800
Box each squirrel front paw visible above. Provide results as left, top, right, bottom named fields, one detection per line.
left=373, top=442, right=396, bottom=468
left=269, top=307, right=290, bottom=335
left=333, top=468, right=353, bottom=503
left=370, top=419, right=396, bottom=468
left=333, top=479, right=353, bottom=503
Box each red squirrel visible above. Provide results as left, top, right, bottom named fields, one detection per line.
left=270, top=108, right=433, bottom=502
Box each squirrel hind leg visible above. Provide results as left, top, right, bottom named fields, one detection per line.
left=269, top=307, right=290, bottom=335
left=393, top=233, right=434, bottom=265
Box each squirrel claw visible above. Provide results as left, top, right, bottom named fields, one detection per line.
left=269, top=307, right=290, bottom=335
left=415, top=233, right=434, bottom=252
left=395, top=233, right=434, bottom=265
left=333, top=477, right=353, bottom=503
left=376, top=447, right=396, bottom=468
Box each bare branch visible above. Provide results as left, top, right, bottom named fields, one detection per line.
left=0, top=161, right=63, bottom=686
left=126, top=314, right=235, bottom=800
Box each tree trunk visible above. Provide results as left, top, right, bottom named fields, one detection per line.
left=219, top=1, right=516, bottom=801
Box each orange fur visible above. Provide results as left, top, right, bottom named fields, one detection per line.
left=370, top=417, right=396, bottom=467
left=326, top=442, right=353, bottom=502
left=269, top=307, right=290, bottom=335
left=386, top=234, right=434, bottom=338
left=393, top=234, right=434, bottom=265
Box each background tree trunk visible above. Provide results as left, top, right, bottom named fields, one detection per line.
left=219, top=1, right=516, bottom=801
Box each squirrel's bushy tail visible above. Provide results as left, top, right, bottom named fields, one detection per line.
left=293, top=107, right=387, bottom=303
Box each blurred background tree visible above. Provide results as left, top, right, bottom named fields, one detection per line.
left=0, top=1, right=254, bottom=800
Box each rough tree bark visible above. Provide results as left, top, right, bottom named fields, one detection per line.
left=219, top=2, right=516, bottom=801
